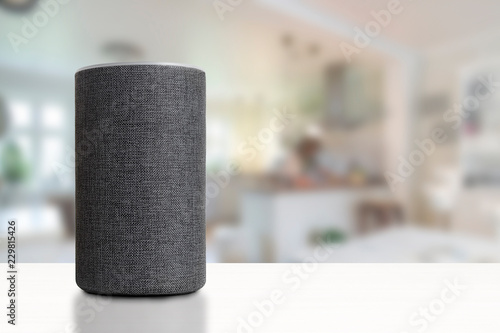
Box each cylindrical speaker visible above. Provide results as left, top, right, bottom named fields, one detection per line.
left=75, top=62, right=206, bottom=296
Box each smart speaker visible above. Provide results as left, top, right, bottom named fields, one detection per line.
left=75, top=62, right=206, bottom=295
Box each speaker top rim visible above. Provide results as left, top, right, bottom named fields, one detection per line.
left=76, top=62, right=204, bottom=74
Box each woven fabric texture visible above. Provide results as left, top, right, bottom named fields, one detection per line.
left=75, top=64, right=206, bottom=295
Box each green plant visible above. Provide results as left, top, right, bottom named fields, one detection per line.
left=1, top=141, right=29, bottom=183
left=312, top=228, right=347, bottom=245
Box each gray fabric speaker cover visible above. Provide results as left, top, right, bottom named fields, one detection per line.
left=75, top=63, right=206, bottom=295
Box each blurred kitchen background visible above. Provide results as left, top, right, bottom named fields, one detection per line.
left=1, top=0, right=500, bottom=263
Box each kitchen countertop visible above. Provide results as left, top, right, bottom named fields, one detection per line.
left=2, top=264, right=500, bottom=332
left=303, top=226, right=500, bottom=263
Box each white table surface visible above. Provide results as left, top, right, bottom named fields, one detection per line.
left=2, top=264, right=500, bottom=333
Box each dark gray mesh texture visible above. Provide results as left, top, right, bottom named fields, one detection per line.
left=75, top=64, right=206, bottom=295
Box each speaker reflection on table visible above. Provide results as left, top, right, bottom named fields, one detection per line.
left=74, top=291, right=206, bottom=333
left=75, top=62, right=206, bottom=296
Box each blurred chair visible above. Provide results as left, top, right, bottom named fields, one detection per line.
left=47, top=195, right=75, bottom=238
left=356, top=199, right=404, bottom=235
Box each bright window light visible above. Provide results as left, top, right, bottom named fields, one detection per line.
left=41, top=137, right=65, bottom=177
left=42, top=104, right=64, bottom=129
left=9, top=101, right=32, bottom=128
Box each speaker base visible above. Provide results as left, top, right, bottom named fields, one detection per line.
left=76, top=279, right=206, bottom=297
